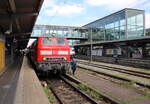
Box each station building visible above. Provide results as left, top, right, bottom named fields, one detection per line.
left=31, top=8, right=150, bottom=59
left=83, top=8, right=145, bottom=42
left=75, top=8, right=150, bottom=59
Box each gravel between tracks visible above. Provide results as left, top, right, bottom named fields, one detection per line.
left=48, top=79, right=93, bottom=104
left=74, top=68, right=150, bottom=104
left=76, top=59, right=150, bottom=74
left=78, top=64, right=150, bottom=87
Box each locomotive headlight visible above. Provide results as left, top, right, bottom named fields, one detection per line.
left=64, top=57, right=67, bottom=60
left=58, top=51, right=68, bottom=55
left=43, top=57, right=47, bottom=60
left=40, top=50, right=52, bottom=55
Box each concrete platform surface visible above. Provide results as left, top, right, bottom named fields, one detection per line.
left=0, top=57, right=23, bottom=104
left=13, top=57, right=50, bottom=104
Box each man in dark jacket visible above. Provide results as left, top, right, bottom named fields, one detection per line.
left=70, top=57, right=77, bottom=75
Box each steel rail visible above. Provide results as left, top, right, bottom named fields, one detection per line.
left=62, top=74, right=119, bottom=104
left=60, top=76, right=99, bottom=104
left=46, top=77, right=99, bottom=104
left=77, top=64, right=150, bottom=89
left=46, top=80, right=64, bottom=104
left=79, top=61, right=150, bottom=79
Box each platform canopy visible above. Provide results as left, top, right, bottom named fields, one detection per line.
left=74, top=36, right=150, bottom=47
left=0, top=0, right=44, bottom=48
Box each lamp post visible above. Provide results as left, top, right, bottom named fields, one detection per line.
left=90, top=28, right=93, bottom=62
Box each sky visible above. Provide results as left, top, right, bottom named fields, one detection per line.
left=36, top=0, right=150, bottom=29
left=28, top=0, right=150, bottom=47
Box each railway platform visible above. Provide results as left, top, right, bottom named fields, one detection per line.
left=0, top=56, right=50, bottom=104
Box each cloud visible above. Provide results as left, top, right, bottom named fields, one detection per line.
left=145, top=13, right=150, bottom=28
left=42, top=0, right=55, bottom=9
left=45, top=4, right=84, bottom=16
left=85, top=0, right=148, bottom=10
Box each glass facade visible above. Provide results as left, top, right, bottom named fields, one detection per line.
left=32, top=25, right=89, bottom=45
left=32, top=8, right=145, bottom=44
left=32, top=25, right=89, bottom=39
left=84, top=8, right=145, bottom=42
left=146, top=28, right=150, bottom=36
left=127, top=9, right=144, bottom=38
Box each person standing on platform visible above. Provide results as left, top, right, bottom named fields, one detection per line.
left=70, top=57, right=77, bottom=75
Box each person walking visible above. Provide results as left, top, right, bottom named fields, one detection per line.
left=70, top=57, right=77, bottom=75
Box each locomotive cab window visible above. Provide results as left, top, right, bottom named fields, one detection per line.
left=42, top=38, right=53, bottom=45
left=56, top=38, right=66, bottom=45
left=42, top=37, right=66, bottom=45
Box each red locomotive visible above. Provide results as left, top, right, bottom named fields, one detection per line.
left=29, top=37, right=71, bottom=74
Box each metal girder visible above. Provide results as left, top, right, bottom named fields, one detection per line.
left=15, top=20, right=21, bottom=32
left=8, top=0, right=21, bottom=32
left=8, top=0, right=16, bottom=12
left=14, top=12, right=38, bottom=17
left=0, top=12, right=38, bottom=19
left=17, top=38, right=30, bottom=41
left=6, top=32, right=31, bottom=37
left=36, top=24, right=87, bottom=29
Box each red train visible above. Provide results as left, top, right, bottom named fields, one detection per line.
left=29, top=37, right=71, bottom=74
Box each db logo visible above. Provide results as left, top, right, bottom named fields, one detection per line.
left=53, top=50, right=58, bottom=54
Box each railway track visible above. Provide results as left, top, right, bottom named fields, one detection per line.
left=40, top=74, right=119, bottom=104
left=63, top=74, right=119, bottom=104
left=78, top=61, right=150, bottom=89
left=76, top=55, right=150, bottom=69
left=78, top=67, right=150, bottom=95
left=78, top=61, right=150, bottom=79
left=45, top=76, right=100, bottom=104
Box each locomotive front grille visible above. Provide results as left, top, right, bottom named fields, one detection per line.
left=43, top=57, right=66, bottom=61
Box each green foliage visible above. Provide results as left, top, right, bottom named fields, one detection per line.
left=43, top=87, right=50, bottom=94
left=43, top=87, right=56, bottom=103
left=48, top=96, right=56, bottom=103
left=78, top=84, right=102, bottom=100
left=144, top=91, right=150, bottom=98
left=79, top=84, right=88, bottom=91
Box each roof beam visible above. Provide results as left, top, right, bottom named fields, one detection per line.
left=13, top=12, right=38, bottom=17
left=8, top=0, right=16, bottom=12
left=8, top=0, right=21, bottom=32
left=6, top=32, right=31, bottom=37
left=0, top=12, right=38, bottom=19
left=17, top=38, right=30, bottom=41
left=15, top=20, right=21, bottom=32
